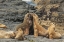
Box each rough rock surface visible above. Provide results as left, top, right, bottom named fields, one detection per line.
left=0, top=0, right=64, bottom=42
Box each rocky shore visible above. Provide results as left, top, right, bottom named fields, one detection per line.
left=0, top=0, right=64, bottom=42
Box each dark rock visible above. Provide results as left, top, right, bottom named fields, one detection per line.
left=50, top=0, right=63, bottom=4
left=0, top=0, right=6, bottom=3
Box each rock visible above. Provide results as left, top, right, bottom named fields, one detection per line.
left=0, top=0, right=6, bottom=3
